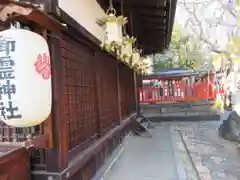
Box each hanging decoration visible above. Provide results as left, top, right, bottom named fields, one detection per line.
left=141, top=61, right=150, bottom=75
left=120, top=35, right=135, bottom=64
left=137, top=57, right=145, bottom=75
left=96, top=0, right=149, bottom=75
left=97, top=7, right=127, bottom=54
left=141, top=57, right=151, bottom=75
left=0, top=27, right=52, bottom=127
left=134, top=56, right=150, bottom=76
left=131, top=48, right=141, bottom=68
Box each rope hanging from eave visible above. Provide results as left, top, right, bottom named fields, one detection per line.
left=130, top=13, right=139, bottom=49
left=109, top=0, right=113, bottom=9
left=120, top=0, right=127, bottom=36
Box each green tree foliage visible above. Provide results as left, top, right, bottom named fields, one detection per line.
left=152, top=54, right=172, bottom=72
left=152, top=24, right=205, bottom=72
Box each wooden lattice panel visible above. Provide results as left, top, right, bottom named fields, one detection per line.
left=120, top=66, right=136, bottom=117
left=60, top=37, right=98, bottom=150
left=96, top=54, right=119, bottom=133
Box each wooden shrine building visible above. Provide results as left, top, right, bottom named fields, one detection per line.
left=0, top=0, right=177, bottom=179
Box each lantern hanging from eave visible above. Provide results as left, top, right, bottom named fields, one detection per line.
left=138, top=58, right=144, bottom=75
left=134, top=61, right=141, bottom=74
left=0, top=28, right=52, bottom=127
left=131, top=48, right=141, bottom=67
left=120, top=36, right=135, bottom=64
left=141, top=58, right=150, bottom=75
left=139, top=56, right=145, bottom=67
left=142, top=62, right=150, bottom=75
left=97, top=8, right=127, bottom=52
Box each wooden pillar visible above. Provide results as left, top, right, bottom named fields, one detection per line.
left=94, top=52, right=102, bottom=137
left=117, top=65, right=122, bottom=123
left=45, top=32, right=69, bottom=172
left=134, top=72, right=141, bottom=117
left=44, top=0, right=69, bottom=172
left=42, top=30, right=54, bottom=150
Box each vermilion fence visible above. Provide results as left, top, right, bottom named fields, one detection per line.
left=139, top=76, right=217, bottom=104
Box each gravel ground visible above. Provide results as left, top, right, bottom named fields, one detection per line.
left=171, top=121, right=240, bottom=180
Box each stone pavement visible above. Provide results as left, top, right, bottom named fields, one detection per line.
left=99, top=121, right=240, bottom=180
left=102, top=123, right=180, bottom=180
left=173, top=121, right=240, bottom=180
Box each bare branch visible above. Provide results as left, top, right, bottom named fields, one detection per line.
left=179, top=0, right=235, bottom=55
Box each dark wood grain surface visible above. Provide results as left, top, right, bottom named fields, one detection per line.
left=0, top=145, right=30, bottom=180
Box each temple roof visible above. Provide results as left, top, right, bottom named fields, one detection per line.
left=97, top=0, right=177, bottom=55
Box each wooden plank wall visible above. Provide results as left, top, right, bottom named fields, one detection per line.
left=46, top=33, right=136, bottom=179
left=61, top=35, right=99, bottom=152
left=0, top=146, right=30, bottom=180
left=119, top=65, right=136, bottom=118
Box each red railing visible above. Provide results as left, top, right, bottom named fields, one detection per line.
left=139, top=78, right=217, bottom=104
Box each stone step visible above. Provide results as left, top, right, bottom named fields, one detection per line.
left=133, top=117, right=152, bottom=137
left=142, top=107, right=218, bottom=118
left=161, top=106, right=217, bottom=113
left=148, top=114, right=220, bottom=122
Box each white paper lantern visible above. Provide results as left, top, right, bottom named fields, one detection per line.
left=105, top=17, right=122, bottom=43
left=98, top=12, right=126, bottom=45
left=0, top=28, right=52, bottom=127
left=121, top=42, right=132, bottom=56
left=132, top=51, right=140, bottom=66
left=121, top=43, right=132, bottom=63
left=141, top=58, right=150, bottom=72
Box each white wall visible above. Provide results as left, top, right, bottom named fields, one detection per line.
left=59, top=0, right=105, bottom=41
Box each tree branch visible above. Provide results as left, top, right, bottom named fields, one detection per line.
left=180, top=0, right=231, bottom=55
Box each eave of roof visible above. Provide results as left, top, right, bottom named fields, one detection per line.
left=97, top=0, right=177, bottom=55
left=0, top=0, right=63, bottom=31
left=142, top=68, right=212, bottom=79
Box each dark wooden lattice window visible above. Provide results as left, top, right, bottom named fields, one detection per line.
left=60, top=36, right=98, bottom=150
left=96, top=53, right=119, bottom=134
left=120, top=66, right=136, bottom=118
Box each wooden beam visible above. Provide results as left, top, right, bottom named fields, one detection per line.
left=137, top=17, right=167, bottom=24
left=137, top=26, right=166, bottom=32
left=94, top=53, right=103, bottom=137
left=137, top=37, right=165, bottom=50
left=62, top=113, right=136, bottom=179
left=15, top=0, right=49, bottom=4
left=0, top=0, right=64, bottom=30
left=136, top=31, right=165, bottom=38
left=127, top=9, right=166, bottom=17
left=138, top=41, right=165, bottom=48
left=138, top=9, right=166, bottom=15
left=24, top=134, right=49, bottom=149
left=133, top=73, right=140, bottom=116
left=134, top=29, right=166, bottom=50
left=113, top=0, right=167, bottom=7
left=116, top=5, right=166, bottom=15
left=47, top=3, right=101, bottom=49
left=138, top=14, right=166, bottom=19
left=126, top=18, right=166, bottom=33
left=0, top=146, right=30, bottom=180
left=126, top=24, right=166, bottom=35
left=43, top=30, right=54, bottom=149
left=45, top=31, right=69, bottom=172
left=166, top=0, right=177, bottom=48
left=116, top=65, right=122, bottom=123
left=138, top=45, right=159, bottom=51
left=130, top=24, right=167, bottom=34
left=32, top=113, right=136, bottom=180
